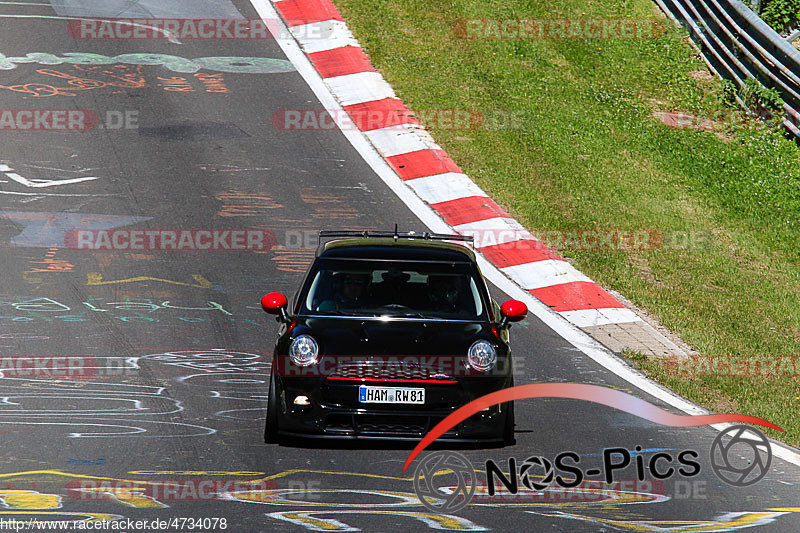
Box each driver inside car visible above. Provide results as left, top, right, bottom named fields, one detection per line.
left=428, top=274, right=461, bottom=312
left=317, top=272, right=371, bottom=313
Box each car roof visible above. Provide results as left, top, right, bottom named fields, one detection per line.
left=317, top=238, right=477, bottom=263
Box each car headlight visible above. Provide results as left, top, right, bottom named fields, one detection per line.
left=289, top=335, right=319, bottom=366
left=468, top=340, right=497, bottom=371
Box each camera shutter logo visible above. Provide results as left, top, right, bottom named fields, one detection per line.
left=413, top=451, right=476, bottom=513
left=519, top=456, right=554, bottom=491
left=710, top=425, right=772, bottom=487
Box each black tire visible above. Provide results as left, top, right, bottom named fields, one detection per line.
left=502, top=400, right=515, bottom=446
left=264, top=370, right=280, bottom=444
left=502, top=374, right=515, bottom=446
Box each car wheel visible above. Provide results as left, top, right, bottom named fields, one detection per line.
left=264, top=370, right=280, bottom=444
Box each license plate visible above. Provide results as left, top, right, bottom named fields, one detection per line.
left=358, top=385, right=425, bottom=404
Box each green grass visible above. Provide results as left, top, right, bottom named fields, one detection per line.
left=333, top=0, right=800, bottom=445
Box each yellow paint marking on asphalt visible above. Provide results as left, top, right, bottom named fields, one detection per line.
left=254, top=467, right=514, bottom=483
left=256, top=469, right=413, bottom=482
left=226, top=490, right=282, bottom=503
left=0, top=470, right=158, bottom=484
left=390, top=511, right=483, bottom=531
left=270, top=510, right=486, bottom=531
left=530, top=511, right=791, bottom=532
left=87, top=272, right=213, bottom=288
left=278, top=512, right=343, bottom=531
left=0, top=468, right=492, bottom=488
left=0, top=512, right=120, bottom=521
left=128, top=471, right=263, bottom=476
left=76, top=488, right=168, bottom=509
left=0, top=470, right=195, bottom=487
left=0, top=491, right=61, bottom=509
left=229, top=489, right=420, bottom=507
left=0, top=469, right=274, bottom=488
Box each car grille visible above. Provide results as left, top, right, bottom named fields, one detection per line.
left=324, top=414, right=455, bottom=436
left=328, top=362, right=454, bottom=380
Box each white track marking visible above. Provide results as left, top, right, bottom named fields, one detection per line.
left=4, top=172, right=99, bottom=188
left=364, top=125, right=440, bottom=157
left=289, top=20, right=358, bottom=53
left=560, top=308, right=643, bottom=327
left=324, top=72, right=396, bottom=106
left=501, top=260, right=594, bottom=290
left=0, top=190, right=112, bottom=197
left=405, top=173, right=488, bottom=204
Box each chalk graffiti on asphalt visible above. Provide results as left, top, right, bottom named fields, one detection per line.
left=138, top=350, right=269, bottom=376
left=0, top=66, right=230, bottom=97
left=0, top=350, right=271, bottom=437
left=86, top=273, right=213, bottom=289
left=0, top=378, right=214, bottom=438
left=0, top=350, right=269, bottom=433
left=138, top=350, right=269, bottom=422
left=0, top=296, right=263, bottom=326
left=0, top=66, right=146, bottom=97
left=216, top=192, right=284, bottom=217
left=0, top=351, right=268, bottom=383
left=26, top=248, right=75, bottom=274
left=0, top=52, right=295, bottom=74
left=0, top=163, right=99, bottom=188
left=0, top=296, right=230, bottom=314
left=158, top=74, right=230, bottom=93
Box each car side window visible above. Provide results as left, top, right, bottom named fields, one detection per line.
left=468, top=278, right=483, bottom=316
left=305, top=271, right=328, bottom=312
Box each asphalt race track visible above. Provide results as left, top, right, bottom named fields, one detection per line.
left=0, top=1, right=799, bottom=531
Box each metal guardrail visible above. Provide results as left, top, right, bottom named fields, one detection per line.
left=653, top=0, right=800, bottom=136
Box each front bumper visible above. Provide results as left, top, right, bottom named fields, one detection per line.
left=273, top=375, right=511, bottom=442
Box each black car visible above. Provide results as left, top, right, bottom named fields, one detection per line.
left=261, top=230, right=527, bottom=445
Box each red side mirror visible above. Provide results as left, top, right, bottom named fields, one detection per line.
left=261, top=292, right=288, bottom=314
left=500, top=299, right=527, bottom=325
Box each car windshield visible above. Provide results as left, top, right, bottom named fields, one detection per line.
left=300, top=259, right=487, bottom=320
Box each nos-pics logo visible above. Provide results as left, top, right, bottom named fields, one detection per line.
left=413, top=425, right=772, bottom=514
